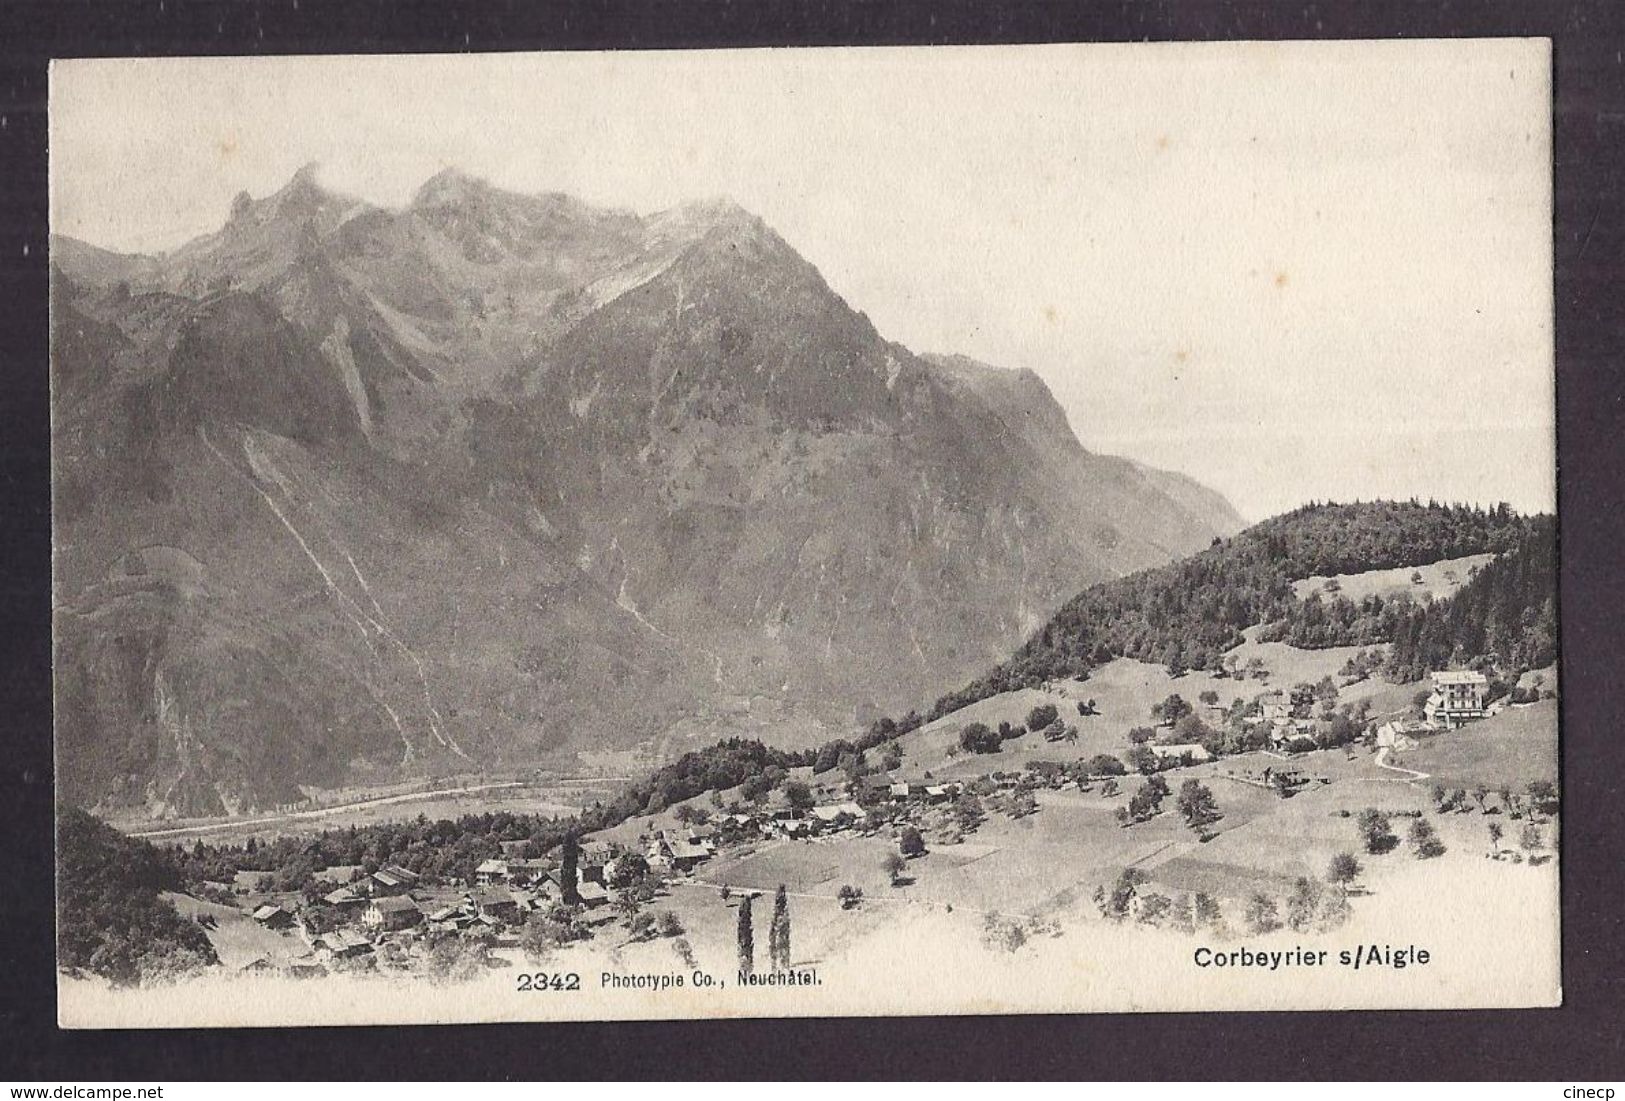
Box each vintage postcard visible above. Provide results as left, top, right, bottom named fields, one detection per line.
left=50, top=40, right=1558, bottom=1027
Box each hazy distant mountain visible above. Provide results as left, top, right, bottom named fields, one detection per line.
left=52, top=165, right=1243, bottom=816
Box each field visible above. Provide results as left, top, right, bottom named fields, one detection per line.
left=1291, top=553, right=1494, bottom=603
left=162, top=891, right=307, bottom=970
left=1387, top=700, right=1559, bottom=790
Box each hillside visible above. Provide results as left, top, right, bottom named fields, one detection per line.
left=57, top=805, right=218, bottom=985
left=52, top=166, right=1242, bottom=815
left=929, top=501, right=1548, bottom=719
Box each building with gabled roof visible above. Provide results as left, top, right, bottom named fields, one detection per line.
left=363, top=895, right=422, bottom=931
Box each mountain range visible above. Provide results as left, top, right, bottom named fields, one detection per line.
left=52, top=164, right=1243, bottom=816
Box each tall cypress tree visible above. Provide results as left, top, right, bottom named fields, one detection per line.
left=737, top=894, right=754, bottom=978
left=561, top=833, right=580, bottom=906
left=770, top=883, right=791, bottom=970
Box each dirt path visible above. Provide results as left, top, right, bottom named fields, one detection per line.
left=1374, top=747, right=1431, bottom=785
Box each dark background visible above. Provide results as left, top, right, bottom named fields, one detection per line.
left=1, top=0, right=1621, bottom=1081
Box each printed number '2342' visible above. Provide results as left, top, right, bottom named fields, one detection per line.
left=517, top=972, right=581, bottom=992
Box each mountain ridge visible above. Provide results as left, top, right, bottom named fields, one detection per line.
left=52, top=166, right=1245, bottom=816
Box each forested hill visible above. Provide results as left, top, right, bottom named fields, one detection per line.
left=1266, top=515, right=1556, bottom=680
left=929, top=501, right=1548, bottom=719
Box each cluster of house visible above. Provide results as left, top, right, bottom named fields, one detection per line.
left=1241, top=689, right=1320, bottom=748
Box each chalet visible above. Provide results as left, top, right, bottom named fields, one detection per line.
left=313, top=929, right=373, bottom=960
left=811, top=802, right=864, bottom=827
left=923, top=785, right=950, bottom=804
left=889, top=781, right=911, bottom=801
left=251, top=904, right=295, bottom=930
left=426, top=905, right=465, bottom=926
left=665, top=840, right=712, bottom=871
left=321, top=887, right=366, bottom=912
left=506, top=858, right=553, bottom=886
left=575, top=881, right=610, bottom=909
left=472, top=888, right=521, bottom=924
left=475, top=859, right=509, bottom=886
left=369, top=865, right=419, bottom=895
left=363, top=895, right=423, bottom=932
left=1375, top=721, right=1421, bottom=750
left=1425, top=670, right=1489, bottom=729
left=857, top=774, right=896, bottom=799
left=1150, top=743, right=1212, bottom=763
left=1260, top=701, right=1292, bottom=726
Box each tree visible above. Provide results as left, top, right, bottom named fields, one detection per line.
left=1487, top=821, right=1504, bottom=853
left=1026, top=703, right=1059, bottom=731
left=1085, top=754, right=1128, bottom=777
left=673, top=804, right=696, bottom=825
left=1127, top=725, right=1158, bottom=745
left=783, top=780, right=814, bottom=813
left=627, top=912, right=656, bottom=941
left=1124, top=745, right=1159, bottom=775
left=736, top=894, right=754, bottom=977
left=1098, top=868, right=1146, bottom=921
left=899, top=826, right=926, bottom=857
left=1286, top=877, right=1323, bottom=933
left=657, top=911, right=685, bottom=938
left=608, top=852, right=649, bottom=889
left=1137, top=892, right=1172, bottom=926
left=958, top=722, right=1002, bottom=754
left=1177, top=779, right=1222, bottom=831
left=1520, top=823, right=1544, bottom=852
left=1245, top=893, right=1282, bottom=934
left=1356, top=808, right=1397, bottom=854
left=1198, top=690, right=1220, bottom=706
left=953, top=793, right=986, bottom=829
left=1408, top=818, right=1446, bottom=858
left=769, top=885, right=792, bottom=969
left=837, top=885, right=864, bottom=910
left=560, top=834, right=581, bottom=905
left=1121, top=776, right=1169, bottom=824
left=519, top=911, right=581, bottom=962
left=1151, top=694, right=1192, bottom=724
left=1526, top=781, right=1559, bottom=817
left=1326, top=852, right=1362, bottom=889
left=1194, top=892, right=1222, bottom=929
left=426, top=935, right=492, bottom=985
left=884, top=852, right=907, bottom=886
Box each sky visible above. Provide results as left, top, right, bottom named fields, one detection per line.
left=50, top=42, right=1555, bottom=521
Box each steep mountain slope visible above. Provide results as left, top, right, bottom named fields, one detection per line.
left=52, top=166, right=1243, bottom=815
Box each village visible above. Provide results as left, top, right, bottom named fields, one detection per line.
left=196, top=649, right=1554, bottom=984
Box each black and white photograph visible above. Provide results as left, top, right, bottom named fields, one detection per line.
left=46, top=40, right=1559, bottom=1028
